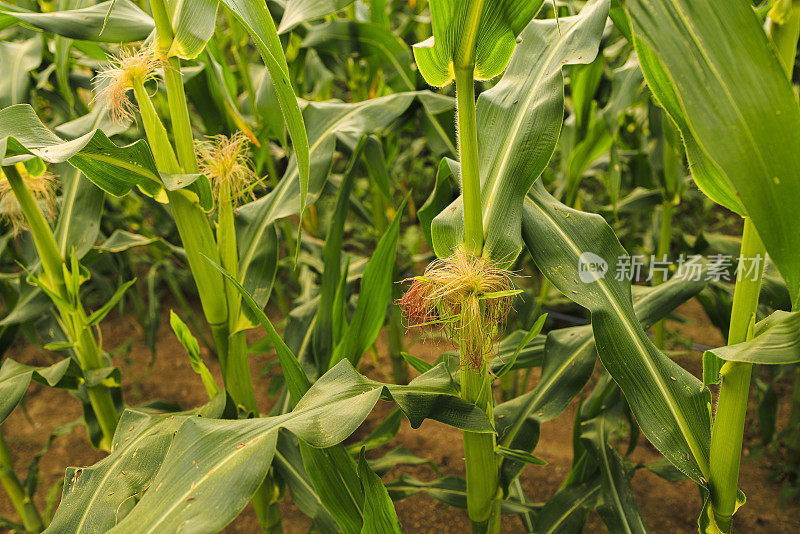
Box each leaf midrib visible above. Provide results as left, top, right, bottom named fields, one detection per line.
left=530, top=197, right=709, bottom=477
left=74, top=418, right=174, bottom=531
left=136, top=389, right=383, bottom=531
left=543, top=483, right=600, bottom=534
left=500, top=334, right=594, bottom=448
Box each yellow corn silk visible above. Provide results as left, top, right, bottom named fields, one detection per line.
left=398, top=249, right=518, bottom=369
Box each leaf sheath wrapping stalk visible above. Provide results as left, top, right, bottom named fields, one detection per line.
left=431, top=0, right=610, bottom=266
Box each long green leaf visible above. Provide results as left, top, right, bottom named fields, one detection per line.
left=45, top=395, right=231, bottom=533
left=0, top=359, right=81, bottom=425
left=329, top=195, right=408, bottom=368
left=168, top=0, right=218, bottom=59
left=0, top=39, right=41, bottom=108
left=706, top=311, right=800, bottom=365
left=235, top=93, right=416, bottom=283
left=53, top=169, right=105, bottom=258
left=357, top=449, right=403, bottom=534
left=207, top=256, right=311, bottom=404
left=495, top=268, right=708, bottom=492
left=313, top=137, right=366, bottom=368
left=532, top=478, right=600, bottom=534
left=301, top=21, right=416, bottom=90
left=104, top=360, right=491, bottom=532
left=625, top=0, right=800, bottom=309
left=581, top=416, right=648, bottom=533
left=0, top=104, right=214, bottom=209
left=273, top=434, right=340, bottom=533
left=210, top=255, right=366, bottom=533
left=386, top=475, right=538, bottom=514
left=521, top=181, right=712, bottom=484
left=279, top=0, right=353, bottom=34
left=412, top=0, right=547, bottom=86
left=220, top=0, right=310, bottom=213
left=0, top=1, right=152, bottom=43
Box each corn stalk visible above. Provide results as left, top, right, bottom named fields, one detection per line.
left=1, top=164, right=119, bottom=449
left=0, top=430, right=42, bottom=532
left=707, top=4, right=800, bottom=529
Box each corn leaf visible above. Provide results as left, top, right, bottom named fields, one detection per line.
left=235, top=93, right=416, bottom=289
left=0, top=0, right=153, bottom=43
left=532, top=478, right=601, bottom=533
left=624, top=0, right=800, bottom=309
left=495, top=269, right=708, bottom=494
left=279, top=0, right=353, bottom=34
left=299, top=442, right=363, bottom=534
left=100, top=361, right=491, bottom=532
left=385, top=475, right=538, bottom=514
left=329, top=195, right=408, bottom=368
left=489, top=331, right=546, bottom=374
left=273, top=435, right=339, bottom=533
left=0, top=38, right=41, bottom=108
left=0, top=358, right=82, bottom=425
left=431, top=0, right=610, bottom=265
left=95, top=230, right=180, bottom=255
left=314, top=137, right=366, bottom=369
left=401, top=352, right=434, bottom=374
left=357, top=449, right=403, bottom=534
left=632, top=41, right=743, bottom=217
left=412, top=0, right=546, bottom=86
left=493, top=313, right=547, bottom=379
left=0, top=104, right=214, bottom=209
left=705, top=311, right=800, bottom=365
left=170, top=311, right=219, bottom=398
left=361, top=136, right=392, bottom=202
left=207, top=256, right=311, bottom=403
left=418, top=157, right=457, bottom=248
left=220, top=0, right=311, bottom=214
left=45, top=395, right=232, bottom=533
left=54, top=169, right=105, bottom=258
left=85, top=279, right=136, bottom=326
left=301, top=21, right=416, bottom=90
left=210, top=254, right=366, bottom=532
left=521, top=181, right=712, bottom=485
left=168, top=0, right=218, bottom=59
left=581, top=415, right=648, bottom=533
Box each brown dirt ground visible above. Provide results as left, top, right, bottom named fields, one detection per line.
left=1, top=299, right=799, bottom=533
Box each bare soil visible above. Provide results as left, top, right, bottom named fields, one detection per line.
left=1, top=299, right=799, bottom=533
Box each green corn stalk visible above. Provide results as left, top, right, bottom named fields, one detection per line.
left=708, top=8, right=800, bottom=530
left=453, top=3, right=498, bottom=530
left=708, top=219, right=765, bottom=531
left=0, top=430, right=43, bottom=533
left=216, top=180, right=258, bottom=413
left=145, top=0, right=254, bottom=411
left=1, top=164, right=119, bottom=449
left=652, top=112, right=682, bottom=349
left=146, top=1, right=275, bottom=528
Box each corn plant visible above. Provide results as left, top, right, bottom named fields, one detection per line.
left=1, top=0, right=800, bottom=532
